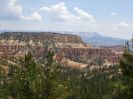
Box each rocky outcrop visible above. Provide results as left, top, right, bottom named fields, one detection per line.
left=0, top=32, right=122, bottom=68
left=0, top=32, right=83, bottom=43
left=56, top=48, right=122, bottom=65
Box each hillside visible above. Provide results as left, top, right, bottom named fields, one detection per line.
left=0, top=32, right=83, bottom=43
left=58, top=31, right=127, bottom=46
left=0, top=32, right=123, bottom=68
left=77, top=32, right=127, bottom=46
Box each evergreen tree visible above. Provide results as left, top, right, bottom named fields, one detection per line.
left=114, top=40, right=133, bottom=99
left=39, top=50, right=71, bottom=99
left=9, top=52, right=37, bottom=99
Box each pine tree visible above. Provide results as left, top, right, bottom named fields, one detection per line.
left=120, top=40, right=133, bottom=99
left=114, top=40, right=133, bottom=99
left=9, top=52, right=37, bottom=99
left=39, top=50, right=71, bottom=99
left=0, top=49, right=72, bottom=99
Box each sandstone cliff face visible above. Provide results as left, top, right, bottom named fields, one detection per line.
left=0, top=32, right=122, bottom=68
left=0, top=32, right=83, bottom=43
left=0, top=32, right=91, bottom=59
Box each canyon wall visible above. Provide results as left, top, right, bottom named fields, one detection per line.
left=0, top=32, right=123, bottom=68
left=0, top=32, right=83, bottom=43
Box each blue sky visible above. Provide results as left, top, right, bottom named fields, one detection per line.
left=0, top=0, right=133, bottom=39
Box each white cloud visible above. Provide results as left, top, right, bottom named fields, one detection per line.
left=0, top=0, right=23, bottom=20
left=22, top=12, right=42, bottom=21
left=116, top=22, right=133, bottom=28
left=39, top=6, right=52, bottom=12
left=39, top=2, right=96, bottom=25
left=39, top=2, right=80, bottom=21
left=111, top=12, right=118, bottom=16
left=74, top=7, right=95, bottom=23
left=0, top=0, right=42, bottom=21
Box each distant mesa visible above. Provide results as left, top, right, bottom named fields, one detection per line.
left=65, top=32, right=127, bottom=46
left=56, top=31, right=127, bottom=46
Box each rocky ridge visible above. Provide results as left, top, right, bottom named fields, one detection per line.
left=0, top=32, right=123, bottom=68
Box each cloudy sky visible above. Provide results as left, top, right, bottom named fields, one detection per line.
left=0, top=0, right=133, bottom=39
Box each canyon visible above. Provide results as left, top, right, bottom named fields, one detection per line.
left=0, top=32, right=124, bottom=68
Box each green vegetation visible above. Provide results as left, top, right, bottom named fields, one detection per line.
left=0, top=51, right=72, bottom=99
left=113, top=41, right=133, bottom=99
left=0, top=39, right=133, bottom=99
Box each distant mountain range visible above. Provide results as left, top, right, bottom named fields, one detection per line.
left=59, top=32, right=127, bottom=46
left=77, top=32, right=127, bottom=46
left=0, top=30, right=128, bottom=46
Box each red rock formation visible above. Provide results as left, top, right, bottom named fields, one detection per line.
left=0, top=32, right=123, bottom=66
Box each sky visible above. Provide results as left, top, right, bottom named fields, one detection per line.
left=0, top=0, right=133, bottom=39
